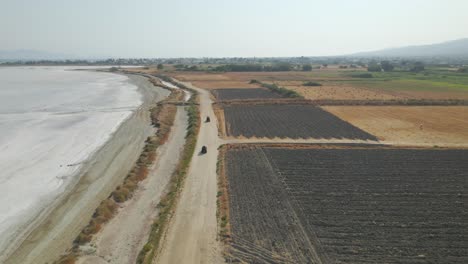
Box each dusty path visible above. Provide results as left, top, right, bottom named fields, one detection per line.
left=77, top=107, right=188, bottom=264
left=156, top=82, right=224, bottom=264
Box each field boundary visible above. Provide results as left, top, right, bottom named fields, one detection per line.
left=216, top=145, right=232, bottom=248
left=220, top=142, right=467, bottom=150
left=216, top=98, right=468, bottom=106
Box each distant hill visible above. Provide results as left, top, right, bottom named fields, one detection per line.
left=0, top=49, right=75, bottom=61
left=351, top=38, right=468, bottom=58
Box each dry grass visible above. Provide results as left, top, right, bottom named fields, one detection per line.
left=216, top=145, right=232, bottom=243
left=324, top=106, right=468, bottom=146
left=283, top=83, right=399, bottom=100
left=213, top=105, right=226, bottom=137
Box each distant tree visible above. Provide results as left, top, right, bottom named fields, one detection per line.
left=380, top=61, right=394, bottom=72
left=302, top=64, right=312, bottom=71
left=457, top=67, right=468, bottom=73
left=339, top=65, right=348, bottom=69
left=157, top=64, right=164, bottom=70
left=409, top=62, right=425, bottom=72
left=367, top=63, right=382, bottom=72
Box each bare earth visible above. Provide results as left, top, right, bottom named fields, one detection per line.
left=77, top=107, right=188, bottom=264
left=324, top=106, right=468, bottom=147
left=156, top=82, right=224, bottom=263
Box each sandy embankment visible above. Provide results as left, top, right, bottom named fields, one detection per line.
left=4, top=75, right=169, bottom=264
left=77, top=106, right=188, bottom=264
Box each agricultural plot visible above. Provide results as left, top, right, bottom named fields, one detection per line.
left=224, top=146, right=468, bottom=264
left=324, top=106, right=468, bottom=145
left=211, top=88, right=283, bottom=100
left=222, top=104, right=377, bottom=140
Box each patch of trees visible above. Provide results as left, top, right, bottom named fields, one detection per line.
left=260, top=82, right=303, bottom=98
left=213, top=63, right=294, bottom=72
left=409, top=62, right=425, bottom=72
left=380, top=61, right=394, bottom=71
left=302, top=64, right=313, bottom=71
left=367, top=63, right=382, bottom=72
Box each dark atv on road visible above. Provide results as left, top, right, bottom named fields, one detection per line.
left=200, top=146, right=207, bottom=154
left=205, top=116, right=210, bottom=123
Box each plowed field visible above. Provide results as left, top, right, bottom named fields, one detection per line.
left=222, top=104, right=377, bottom=140
left=212, top=88, right=282, bottom=100
left=224, top=146, right=468, bottom=264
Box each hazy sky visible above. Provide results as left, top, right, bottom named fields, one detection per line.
left=1, top=0, right=468, bottom=58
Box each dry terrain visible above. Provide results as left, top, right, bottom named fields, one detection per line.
left=324, top=106, right=468, bottom=146
left=77, top=107, right=188, bottom=264
left=170, top=70, right=468, bottom=100
left=223, top=145, right=468, bottom=264
left=156, top=82, right=223, bottom=264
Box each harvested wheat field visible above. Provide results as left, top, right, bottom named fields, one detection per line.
left=284, top=83, right=399, bottom=100
left=324, top=106, right=468, bottom=146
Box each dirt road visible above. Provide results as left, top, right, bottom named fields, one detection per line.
left=156, top=82, right=224, bottom=264
left=77, top=107, right=188, bottom=264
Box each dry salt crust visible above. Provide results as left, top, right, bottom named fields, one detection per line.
left=0, top=66, right=143, bottom=261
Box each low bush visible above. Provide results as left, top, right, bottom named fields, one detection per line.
left=260, top=82, right=302, bottom=98
left=303, top=81, right=322, bottom=86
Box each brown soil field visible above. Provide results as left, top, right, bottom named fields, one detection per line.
left=324, top=106, right=468, bottom=146
left=223, top=145, right=468, bottom=263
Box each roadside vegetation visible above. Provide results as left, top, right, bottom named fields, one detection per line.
left=136, top=77, right=200, bottom=264
left=216, top=146, right=229, bottom=240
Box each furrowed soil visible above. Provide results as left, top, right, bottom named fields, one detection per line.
left=211, top=88, right=282, bottom=101
left=222, top=104, right=377, bottom=140
left=324, top=106, right=468, bottom=146
left=223, top=145, right=468, bottom=264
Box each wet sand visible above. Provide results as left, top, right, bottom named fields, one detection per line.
left=3, top=75, right=169, bottom=264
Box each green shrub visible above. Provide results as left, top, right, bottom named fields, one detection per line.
left=303, top=81, right=322, bottom=86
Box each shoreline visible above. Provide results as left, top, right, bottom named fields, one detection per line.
left=3, top=74, right=169, bottom=264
